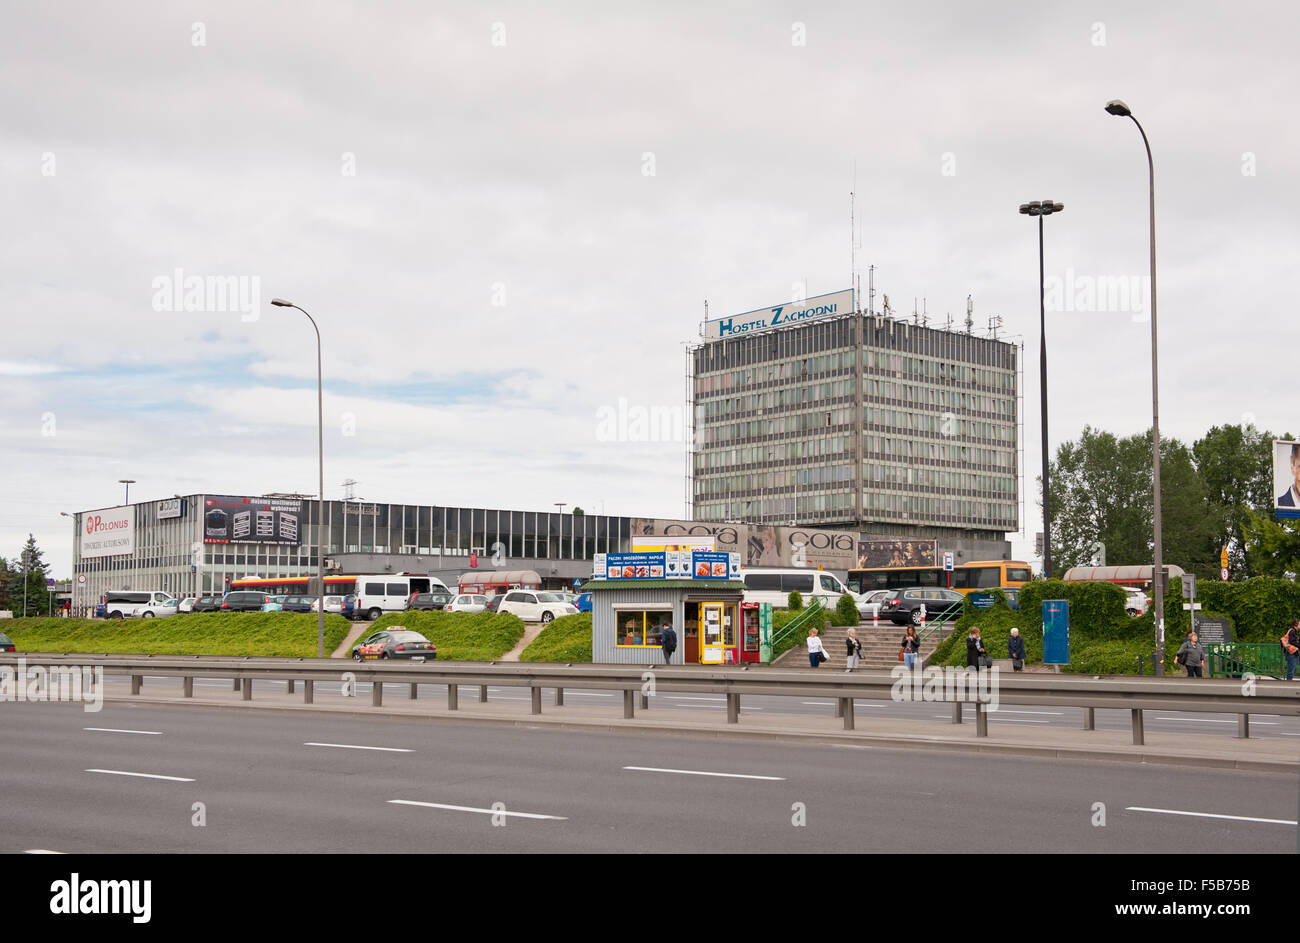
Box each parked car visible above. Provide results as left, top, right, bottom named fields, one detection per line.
left=1125, top=588, right=1150, bottom=617
left=485, top=593, right=506, bottom=613
left=354, top=575, right=451, bottom=621
left=740, top=568, right=854, bottom=610
left=445, top=594, right=490, bottom=613
left=103, top=590, right=177, bottom=619
left=408, top=591, right=453, bottom=611
left=575, top=592, right=593, bottom=613
left=191, top=596, right=222, bottom=613
left=261, top=595, right=287, bottom=612
left=222, top=591, right=271, bottom=612
left=999, top=586, right=1021, bottom=611
left=0, top=632, right=14, bottom=653
left=350, top=630, right=437, bottom=662
left=881, top=587, right=965, bottom=626
left=496, top=590, right=578, bottom=624
left=278, top=595, right=317, bottom=613
left=323, top=594, right=357, bottom=619
left=177, top=596, right=197, bottom=613
left=856, top=589, right=892, bottom=619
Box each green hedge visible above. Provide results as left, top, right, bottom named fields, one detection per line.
left=1176, top=576, right=1300, bottom=643
left=1, top=613, right=351, bottom=658
left=367, top=611, right=525, bottom=661
left=771, top=605, right=829, bottom=662
left=832, top=593, right=860, bottom=626
left=519, top=613, right=592, bottom=662
left=1016, top=579, right=1129, bottom=641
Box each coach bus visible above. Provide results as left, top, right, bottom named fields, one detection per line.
left=847, top=560, right=1034, bottom=595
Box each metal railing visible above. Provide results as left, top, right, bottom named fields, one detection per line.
left=1208, top=643, right=1288, bottom=680
left=4, top=652, right=1297, bottom=746
left=769, top=600, right=824, bottom=654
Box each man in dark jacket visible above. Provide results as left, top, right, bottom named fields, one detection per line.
left=660, top=622, right=677, bottom=665
left=1007, top=627, right=1026, bottom=671
left=966, top=627, right=986, bottom=669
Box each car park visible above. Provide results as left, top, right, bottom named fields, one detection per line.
left=103, top=590, right=178, bottom=619
left=407, top=591, right=453, bottom=612
left=350, top=630, right=437, bottom=661
left=881, top=587, right=965, bottom=625
left=496, top=590, right=578, bottom=624
left=353, top=574, right=451, bottom=621
left=177, top=597, right=197, bottom=613
left=445, top=594, right=490, bottom=613
left=323, top=595, right=357, bottom=619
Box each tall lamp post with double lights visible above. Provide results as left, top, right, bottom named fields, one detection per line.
left=270, top=297, right=326, bottom=659
left=1104, top=99, right=1165, bottom=675
left=1018, top=200, right=1064, bottom=580
left=118, top=479, right=136, bottom=505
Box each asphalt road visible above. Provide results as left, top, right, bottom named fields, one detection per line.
left=1, top=699, right=1296, bottom=853
left=94, top=673, right=1300, bottom=740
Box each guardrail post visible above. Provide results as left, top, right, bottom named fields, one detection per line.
left=623, top=689, right=635, bottom=718
left=531, top=686, right=543, bottom=715
left=1237, top=714, right=1250, bottom=739
left=727, top=693, right=740, bottom=724
left=1131, top=708, right=1145, bottom=745
left=233, top=678, right=240, bottom=691
left=479, top=684, right=488, bottom=702
left=834, top=698, right=844, bottom=718
left=409, top=682, right=419, bottom=700
left=555, top=687, right=564, bottom=706
left=303, top=680, right=314, bottom=704
left=241, top=678, right=252, bottom=701
left=448, top=684, right=458, bottom=711
left=1083, top=707, right=1095, bottom=730
left=182, top=677, right=193, bottom=698
left=640, top=691, right=649, bottom=710
left=129, top=674, right=141, bottom=695
left=372, top=680, right=383, bottom=707
left=841, top=696, right=854, bottom=730
left=951, top=702, right=962, bottom=724
left=975, top=701, right=988, bottom=738
left=286, top=680, right=295, bottom=694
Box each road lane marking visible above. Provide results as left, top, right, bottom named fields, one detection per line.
left=85, top=769, right=194, bottom=782
left=24, top=849, right=66, bottom=854
left=623, top=766, right=785, bottom=781
left=304, top=742, right=413, bottom=753
left=1126, top=806, right=1296, bottom=826
left=388, top=799, right=566, bottom=820
left=84, top=727, right=163, bottom=735
left=664, top=696, right=726, bottom=702
left=990, top=718, right=1051, bottom=724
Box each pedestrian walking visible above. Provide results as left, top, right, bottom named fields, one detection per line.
left=660, top=620, right=677, bottom=665
left=901, top=626, right=921, bottom=670
left=1175, top=631, right=1207, bottom=678
left=807, top=626, right=827, bottom=668
left=1283, top=619, right=1300, bottom=681
left=1007, top=627, right=1025, bottom=671
left=966, top=626, right=987, bottom=670
left=844, top=627, right=862, bottom=672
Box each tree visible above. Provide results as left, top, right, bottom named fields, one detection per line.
left=1242, top=513, right=1300, bottom=579
left=1192, top=423, right=1277, bottom=578
left=7, top=535, right=51, bottom=617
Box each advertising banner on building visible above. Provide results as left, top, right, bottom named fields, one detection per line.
left=629, top=518, right=856, bottom=571
left=202, top=495, right=303, bottom=545
left=1274, top=439, right=1300, bottom=519
left=157, top=498, right=184, bottom=520
left=855, top=538, right=938, bottom=568
left=600, top=550, right=738, bottom=581
left=702, top=288, right=854, bottom=340
left=82, top=506, right=135, bottom=558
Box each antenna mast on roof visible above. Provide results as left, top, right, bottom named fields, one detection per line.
left=342, top=479, right=359, bottom=501
left=988, top=314, right=1003, bottom=339
left=965, top=295, right=974, bottom=334
left=867, top=264, right=876, bottom=317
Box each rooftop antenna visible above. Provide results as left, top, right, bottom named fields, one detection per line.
left=868, top=264, right=876, bottom=317
left=988, top=314, right=1003, bottom=339
left=965, top=294, right=974, bottom=334
left=945, top=311, right=954, bottom=332
left=342, top=479, right=359, bottom=501
left=922, top=297, right=929, bottom=327
left=882, top=293, right=893, bottom=319
left=850, top=173, right=855, bottom=309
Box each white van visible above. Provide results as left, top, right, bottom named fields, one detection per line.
left=739, top=568, right=855, bottom=612
left=353, top=574, right=450, bottom=621
left=104, top=591, right=177, bottom=619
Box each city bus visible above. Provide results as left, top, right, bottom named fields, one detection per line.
left=229, top=575, right=357, bottom=596
left=846, top=560, right=1034, bottom=595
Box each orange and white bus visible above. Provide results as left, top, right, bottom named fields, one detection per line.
left=847, top=560, right=1034, bottom=595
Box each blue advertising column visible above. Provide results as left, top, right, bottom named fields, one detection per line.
left=1043, top=600, right=1070, bottom=665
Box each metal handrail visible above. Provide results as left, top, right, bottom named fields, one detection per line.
left=769, top=600, right=825, bottom=649
left=915, top=608, right=961, bottom=645
left=1208, top=642, right=1286, bottom=680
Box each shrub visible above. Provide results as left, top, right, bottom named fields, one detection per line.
left=788, top=590, right=803, bottom=611
left=833, top=592, right=860, bottom=626
left=1017, top=579, right=1128, bottom=642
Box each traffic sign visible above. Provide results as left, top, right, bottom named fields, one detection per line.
left=1221, top=566, right=1229, bottom=581
left=1182, top=603, right=1203, bottom=611
left=1220, top=547, right=1229, bottom=569
left=45, top=578, right=55, bottom=589
left=943, top=552, right=954, bottom=571
left=77, top=575, right=86, bottom=584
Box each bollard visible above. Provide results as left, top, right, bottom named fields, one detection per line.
left=555, top=687, right=564, bottom=706
left=952, top=702, right=963, bottom=724
left=841, top=696, right=854, bottom=731
left=975, top=702, right=988, bottom=738
left=303, top=679, right=314, bottom=704
left=727, top=693, right=740, bottom=724
left=623, top=689, right=635, bottom=719
left=1237, top=714, right=1250, bottom=739
left=242, top=678, right=252, bottom=701
left=1131, top=708, right=1145, bottom=745
left=130, top=675, right=142, bottom=695
left=447, top=684, right=458, bottom=710
left=531, top=686, right=542, bottom=715
left=182, top=677, right=193, bottom=698
left=409, top=682, right=419, bottom=700
left=372, top=681, right=383, bottom=707
left=1083, top=707, right=1095, bottom=730
left=479, top=684, right=488, bottom=702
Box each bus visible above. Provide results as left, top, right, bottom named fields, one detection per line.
left=229, top=573, right=451, bottom=619
left=847, top=560, right=1034, bottom=595
left=229, top=575, right=357, bottom=596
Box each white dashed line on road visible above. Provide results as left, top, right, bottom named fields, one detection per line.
left=84, top=727, right=163, bottom=735
left=1126, top=806, right=1296, bottom=826
left=304, top=742, right=413, bottom=753
left=623, top=766, right=785, bottom=781
left=388, top=799, right=566, bottom=820
left=85, top=769, right=194, bottom=782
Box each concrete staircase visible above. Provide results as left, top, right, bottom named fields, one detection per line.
left=773, top=615, right=948, bottom=669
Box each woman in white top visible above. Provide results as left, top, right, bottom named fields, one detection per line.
left=807, top=626, right=827, bottom=668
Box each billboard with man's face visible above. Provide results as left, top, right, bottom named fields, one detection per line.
left=1275, top=440, right=1300, bottom=519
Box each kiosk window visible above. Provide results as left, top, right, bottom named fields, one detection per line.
left=615, top=609, right=673, bottom=647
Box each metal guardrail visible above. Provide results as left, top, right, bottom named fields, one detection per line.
left=4, top=653, right=1299, bottom=746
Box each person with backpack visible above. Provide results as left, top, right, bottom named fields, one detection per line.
left=844, top=627, right=862, bottom=672
left=1282, top=619, right=1299, bottom=681
left=1176, top=630, right=1207, bottom=678
left=660, top=620, right=677, bottom=665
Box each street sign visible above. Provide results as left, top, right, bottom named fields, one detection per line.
left=45, top=578, right=55, bottom=589
left=77, top=575, right=86, bottom=584
left=1182, top=603, right=1203, bottom=610
left=1221, top=567, right=1229, bottom=581
left=943, top=552, right=954, bottom=571
left=1182, top=573, right=1196, bottom=599
left=970, top=592, right=996, bottom=610
left=1220, top=547, right=1229, bottom=569
left=469, top=552, right=478, bottom=568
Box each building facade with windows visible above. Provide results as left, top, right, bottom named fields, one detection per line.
left=690, top=307, right=1021, bottom=542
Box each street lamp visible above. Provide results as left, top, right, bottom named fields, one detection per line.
left=118, top=479, right=136, bottom=505
left=1018, top=200, right=1065, bottom=580
left=1105, top=99, right=1165, bottom=675
left=271, top=297, right=326, bottom=659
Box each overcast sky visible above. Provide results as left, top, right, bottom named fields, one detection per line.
left=3, top=0, right=1297, bottom=575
